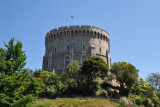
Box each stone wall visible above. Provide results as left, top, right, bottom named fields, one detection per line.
left=42, top=25, right=111, bottom=73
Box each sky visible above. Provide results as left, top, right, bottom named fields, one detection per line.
left=0, top=0, right=160, bottom=79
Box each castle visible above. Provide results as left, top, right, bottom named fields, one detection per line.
left=42, top=25, right=111, bottom=74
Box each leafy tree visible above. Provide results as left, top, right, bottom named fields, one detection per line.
left=130, top=78, right=160, bottom=106
left=0, top=38, right=26, bottom=75
left=146, top=72, right=160, bottom=91
left=66, top=60, right=81, bottom=78
left=81, top=56, right=109, bottom=83
left=111, top=62, right=139, bottom=93
left=0, top=38, right=44, bottom=106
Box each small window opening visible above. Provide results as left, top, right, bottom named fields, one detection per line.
left=99, top=48, right=101, bottom=53
left=67, top=45, right=69, bottom=51
left=65, top=56, right=70, bottom=65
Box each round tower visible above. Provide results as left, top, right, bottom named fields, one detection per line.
left=42, top=25, right=111, bottom=74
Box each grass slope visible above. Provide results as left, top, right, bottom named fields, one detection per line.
left=28, top=98, right=120, bottom=107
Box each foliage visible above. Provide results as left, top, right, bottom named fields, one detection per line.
left=0, top=38, right=45, bottom=106
left=111, top=62, right=139, bottom=95
left=0, top=38, right=26, bottom=75
left=81, top=56, right=109, bottom=83
left=146, top=72, right=160, bottom=91
left=95, top=89, right=108, bottom=98
left=34, top=69, right=78, bottom=98
left=135, top=96, right=143, bottom=105
left=66, top=60, right=81, bottom=78
left=0, top=71, right=45, bottom=106
left=130, top=78, right=160, bottom=107
left=143, top=98, right=154, bottom=107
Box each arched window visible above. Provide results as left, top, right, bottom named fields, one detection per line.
left=106, top=50, right=108, bottom=65
left=94, top=32, right=96, bottom=37
left=67, top=31, right=70, bottom=36
left=71, top=30, right=74, bottom=36
left=79, top=30, right=81, bottom=35
left=103, top=35, right=105, bottom=41
left=67, top=45, right=69, bottom=51
left=54, top=47, right=57, bottom=53
left=87, top=30, right=89, bottom=36
left=82, top=55, right=86, bottom=63
left=83, top=30, right=85, bottom=36
left=65, top=56, right=70, bottom=65
left=99, top=47, right=101, bottom=53
left=64, top=31, right=66, bottom=36
left=75, top=30, right=78, bottom=35
left=91, top=31, right=93, bottom=36
left=83, top=45, right=85, bottom=51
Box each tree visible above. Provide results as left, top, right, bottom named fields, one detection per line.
left=0, top=38, right=26, bottom=75
left=81, top=56, right=109, bottom=83
left=0, top=71, right=45, bottom=106
left=146, top=72, right=160, bottom=91
left=111, top=62, right=139, bottom=93
left=66, top=60, right=81, bottom=78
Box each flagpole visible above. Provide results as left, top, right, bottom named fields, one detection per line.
left=71, top=17, right=72, bottom=25
left=71, top=16, right=74, bottom=25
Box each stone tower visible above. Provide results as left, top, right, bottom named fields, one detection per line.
left=42, top=25, right=111, bottom=74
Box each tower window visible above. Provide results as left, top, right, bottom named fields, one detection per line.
left=82, top=55, right=86, bottom=63
left=65, top=56, right=70, bottom=65
left=54, top=47, right=57, bottom=53
left=99, top=48, right=101, bottom=53
left=67, top=45, right=69, bottom=51
left=83, top=45, right=85, bottom=51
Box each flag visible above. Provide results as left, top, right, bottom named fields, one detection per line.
left=71, top=16, right=74, bottom=18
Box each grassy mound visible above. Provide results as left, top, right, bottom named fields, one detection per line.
left=28, top=98, right=119, bottom=107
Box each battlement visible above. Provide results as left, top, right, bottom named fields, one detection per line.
left=48, top=25, right=108, bottom=35
left=45, top=25, right=110, bottom=47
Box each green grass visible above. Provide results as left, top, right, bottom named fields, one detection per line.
left=28, top=98, right=120, bottom=107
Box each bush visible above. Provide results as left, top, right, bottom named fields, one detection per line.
left=95, top=89, right=108, bottom=98
left=143, top=98, right=154, bottom=107
left=112, top=89, right=119, bottom=98
left=120, top=97, right=130, bottom=107
left=0, top=72, right=45, bottom=106
left=135, top=97, right=143, bottom=105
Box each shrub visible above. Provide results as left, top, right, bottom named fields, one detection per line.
left=135, top=97, right=143, bottom=105
left=112, top=89, right=119, bottom=98
left=95, top=89, right=108, bottom=98
left=120, top=97, right=130, bottom=107
left=0, top=72, right=45, bottom=106
left=143, top=98, right=154, bottom=107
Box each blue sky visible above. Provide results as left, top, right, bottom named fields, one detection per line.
left=0, top=0, right=160, bottom=79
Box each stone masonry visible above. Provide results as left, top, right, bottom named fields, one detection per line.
left=42, top=25, right=111, bottom=74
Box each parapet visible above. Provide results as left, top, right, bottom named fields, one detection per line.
left=48, top=25, right=108, bottom=35
left=45, top=25, right=110, bottom=44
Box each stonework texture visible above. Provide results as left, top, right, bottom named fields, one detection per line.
left=42, top=25, right=111, bottom=74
